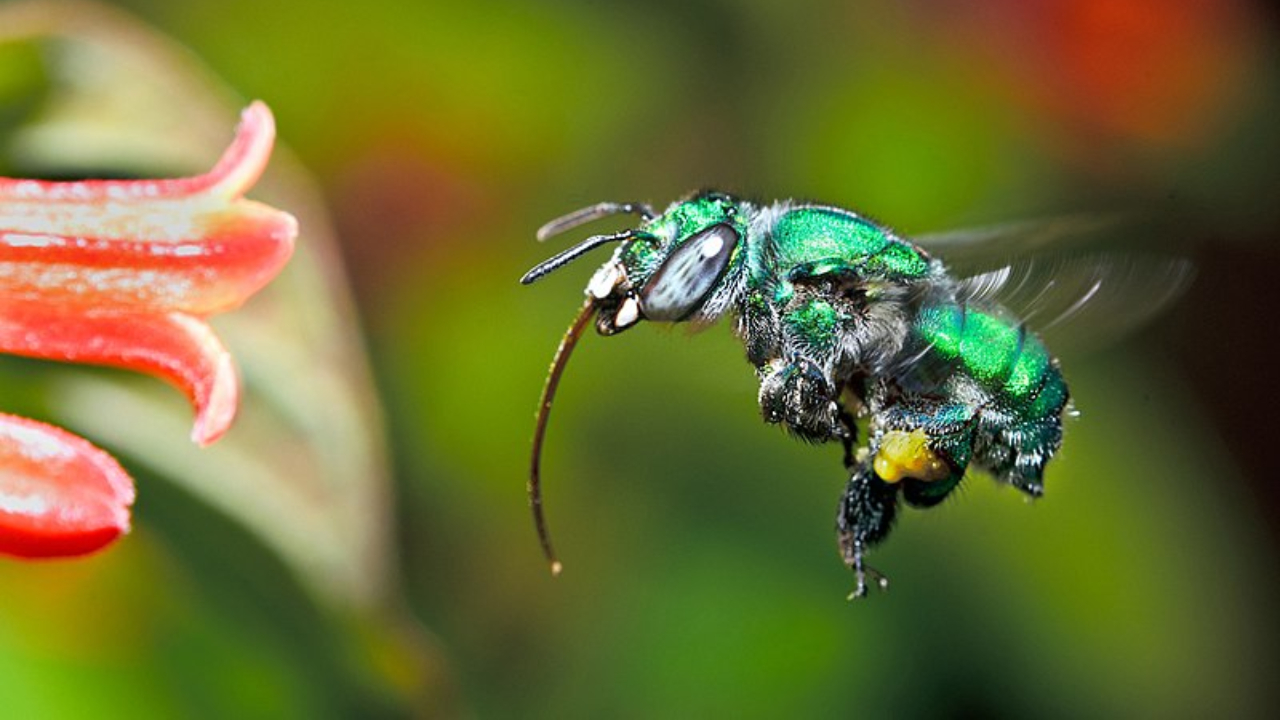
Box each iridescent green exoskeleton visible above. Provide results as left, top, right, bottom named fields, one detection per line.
left=522, top=191, right=1188, bottom=598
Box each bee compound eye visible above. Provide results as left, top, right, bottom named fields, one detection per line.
left=639, top=224, right=739, bottom=321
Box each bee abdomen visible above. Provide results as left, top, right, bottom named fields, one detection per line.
left=910, top=302, right=1070, bottom=488
left=913, top=303, right=1068, bottom=417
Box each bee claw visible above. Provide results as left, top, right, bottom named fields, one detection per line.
left=868, top=566, right=890, bottom=591
left=839, top=530, right=889, bottom=600
left=846, top=565, right=889, bottom=601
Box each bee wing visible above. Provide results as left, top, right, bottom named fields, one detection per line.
left=913, top=213, right=1133, bottom=265
left=914, top=215, right=1195, bottom=353
left=954, top=253, right=1194, bottom=354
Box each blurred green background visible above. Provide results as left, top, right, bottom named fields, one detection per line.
left=0, top=0, right=1278, bottom=717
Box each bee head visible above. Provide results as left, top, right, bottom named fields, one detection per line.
left=521, top=191, right=751, bottom=575
left=522, top=191, right=750, bottom=335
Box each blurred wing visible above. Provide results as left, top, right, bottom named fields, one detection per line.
left=914, top=214, right=1194, bottom=353
left=954, top=253, right=1194, bottom=354
left=914, top=213, right=1132, bottom=272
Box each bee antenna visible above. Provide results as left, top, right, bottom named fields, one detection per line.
left=520, top=230, right=635, bottom=285
left=529, top=299, right=597, bottom=576
left=536, top=201, right=656, bottom=242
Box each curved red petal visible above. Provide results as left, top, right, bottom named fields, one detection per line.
left=0, top=204, right=296, bottom=314
left=0, top=413, right=134, bottom=558
left=0, top=304, right=238, bottom=446
left=0, top=101, right=277, bottom=203
left=0, top=100, right=297, bottom=315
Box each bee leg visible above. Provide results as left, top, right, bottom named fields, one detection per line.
left=837, top=462, right=898, bottom=599
left=836, top=403, right=859, bottom=470
left=758, top=356, right=839, bottom=443
left=873, top=400, right=975, bottom=508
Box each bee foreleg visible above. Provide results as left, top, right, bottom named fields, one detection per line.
left=757, top=355, right=840, bottom=443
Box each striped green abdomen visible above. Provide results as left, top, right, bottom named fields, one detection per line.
left=913, top=304, right=1066, bottom=418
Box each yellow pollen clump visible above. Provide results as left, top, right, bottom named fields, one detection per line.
left=873, top=429, right=951, bottom=483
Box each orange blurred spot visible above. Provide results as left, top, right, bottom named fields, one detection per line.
left=931, top=0, right=1261, bottom=148
left=1041, top=0, right=1254, bottom=145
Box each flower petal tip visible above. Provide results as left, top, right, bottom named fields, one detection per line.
left=191, top=349, right=239, bottom=447
left=202, top=100, right=279, bottom=200
left=0, top=414, right=134, bottom=559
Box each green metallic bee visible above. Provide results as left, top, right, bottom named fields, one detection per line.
left=522, top=190, right=1187, bottom=598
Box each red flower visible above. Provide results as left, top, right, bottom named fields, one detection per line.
left=0, top=101, right=297, bottom=558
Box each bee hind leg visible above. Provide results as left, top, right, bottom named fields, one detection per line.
left=837, top=462, right=899, bottom=599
